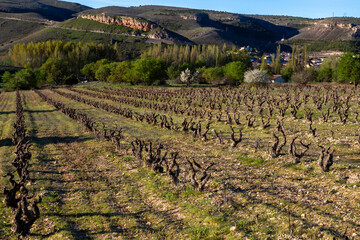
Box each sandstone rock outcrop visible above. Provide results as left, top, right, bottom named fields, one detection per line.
left=79, top=13, right=157, bottom=32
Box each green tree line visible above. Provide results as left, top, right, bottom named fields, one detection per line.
left=9, top=40, right=118, bottom=70
left=141, top=43, right=251, bottom=68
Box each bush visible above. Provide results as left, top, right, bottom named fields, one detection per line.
left=81, top=59, right=111, bottom=81
left=317, top=56, right=339, bottom=82
left=40, top=58, right=70, bottom=85
left=132, top=57, right=167, bottom=85
left=180, top=68, right=199, bottom=87
left=95, top=62, right=117, bottom=81
left=107, top=61, right=133, bottom=83
left=337, top=52, right=360, bottom=86
left=244, top=69, right=270, bottom=86
left=2, top=68, right=46, bottom=91
left=223, top=61, right=247, bottom=84
left=317, top=67, right=333, bottom=82
left=166, top=65, right=177, bottom=80
left=202, top=67, right=224, bottom=83
left=281, top=67, right=293, bottom=81
left=81, top=62, right=95, bottom=80
left=291, top=69, right=317, bottom=84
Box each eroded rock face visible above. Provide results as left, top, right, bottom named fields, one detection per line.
left=79, top=13, right=157, bottom=32
left=179, top=13, right=208, bottom=22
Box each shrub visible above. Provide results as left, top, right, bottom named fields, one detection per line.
left=180, top=68, right=199, bottom=87
left=2, top=68, right=46, bottom=91
left=337, top=52, right=360, bottom=86
left=202, top=67, right=224, bottom=83
left=291, top=69, right=317, bottom=84
left=223, top=61, right=247, bottom=84
left=244, top=69, right=270, bottom=86
left=281, top=67, right=293, bottom=81
left=40, top=58, right=70, bottom=85
left=317, top=56, right=339, bottom=82
left=81, top=62, right=95, bottom=80
left=95, top=62, right=117, bottom=81
left=132, top=57, right=167, bottom=85
left=107, top=61, right=133, bottom=83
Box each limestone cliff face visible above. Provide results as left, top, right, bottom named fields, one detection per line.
left=79, top=13, right=157, bottom=32
left=292, top=20, right=360, bottom=40
left=313, top=22, right=360, bottom=38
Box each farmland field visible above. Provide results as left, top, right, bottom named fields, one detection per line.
left=0, top=84, right=359, bottom=239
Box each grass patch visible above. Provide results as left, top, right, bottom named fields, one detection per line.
left=237, top=156, right=265, bottom=166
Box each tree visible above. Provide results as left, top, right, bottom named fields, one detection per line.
left=1, top=71, right=13, bottom=83
left=303, top=45, right=308, bottom=67
left=40, top=58, right=70, bottom=85
left=180, top=68, right=199, bottom=87
left=273, top=45, right=282, bottom=74
left=107, top=61, right=133, bottom=83
left=81, top=62, right=96, bottom=80
left=95, top=62, right=117, bottom=81
left=3, top=68, right=46, bottom=91
left=291, top=69, right=317, bottom=85
left=223, top=61, right=247, bottom=84
left=260, top=55, right=269, bottom=72
left=317, top=66, right=333, bottom=82
left=244, top=69, right=270, bottom=85
left=337, top=52, right=360, bottom=87
left=132, top=57, right=167, bottom=85
left=281, top=67, right=293, bottom=82
left=231, top=50, right=252, bottom=69
left=201, top=67, right=224, bottom=83
left=317, top=56, right=339, bottom=82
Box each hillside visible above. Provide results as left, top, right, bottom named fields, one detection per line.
left=78, top=6, right=300, bottom=49
left=1, top=2, right=360, bottom=56
left=0, top=0, right=91, bottom=21
left=0, top=18, right=45, bottom=45
left=0, top=27, right=150, bottom=57
left=291, top=18, right=360, bottom=41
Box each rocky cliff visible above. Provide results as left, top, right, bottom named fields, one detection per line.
left=79, top=13, right=157, bottom=32
left=292, top=20, right=360, bottom=40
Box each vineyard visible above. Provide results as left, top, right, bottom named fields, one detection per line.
left=0, top=84, right=359, bottom=239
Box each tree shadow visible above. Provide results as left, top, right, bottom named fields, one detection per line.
left=32, top=136, right=92, bottom=146
left=25, top=109, right=58, bottom=114
left=0, top=136, right=92, bottom=148
left=0, top=138, right=12, bottom=147
left=0, top=109, right=58, bottom=115
left=238, top=183, right=358, bottom=238
left=0, top=111, right=15, bottom=115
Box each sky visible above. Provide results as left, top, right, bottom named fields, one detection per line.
left=70, top=0, right=360, bottom=19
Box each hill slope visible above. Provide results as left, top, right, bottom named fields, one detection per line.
left=0, top=0, right=91, bottom=21
left=291, top=18, right=360, bottom=41
left=0, top=18, right=45, bottom=45
left=78, top=6, right=300, bottom=49
left=1, top=2, right=360, bottom=55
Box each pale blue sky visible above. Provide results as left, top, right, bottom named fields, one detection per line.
left=70, top=0, right=360, bottom=19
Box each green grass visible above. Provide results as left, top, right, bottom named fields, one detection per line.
left=237, top=156, right=265, bottom=166
left=57, top=18, right=135, bottom=34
